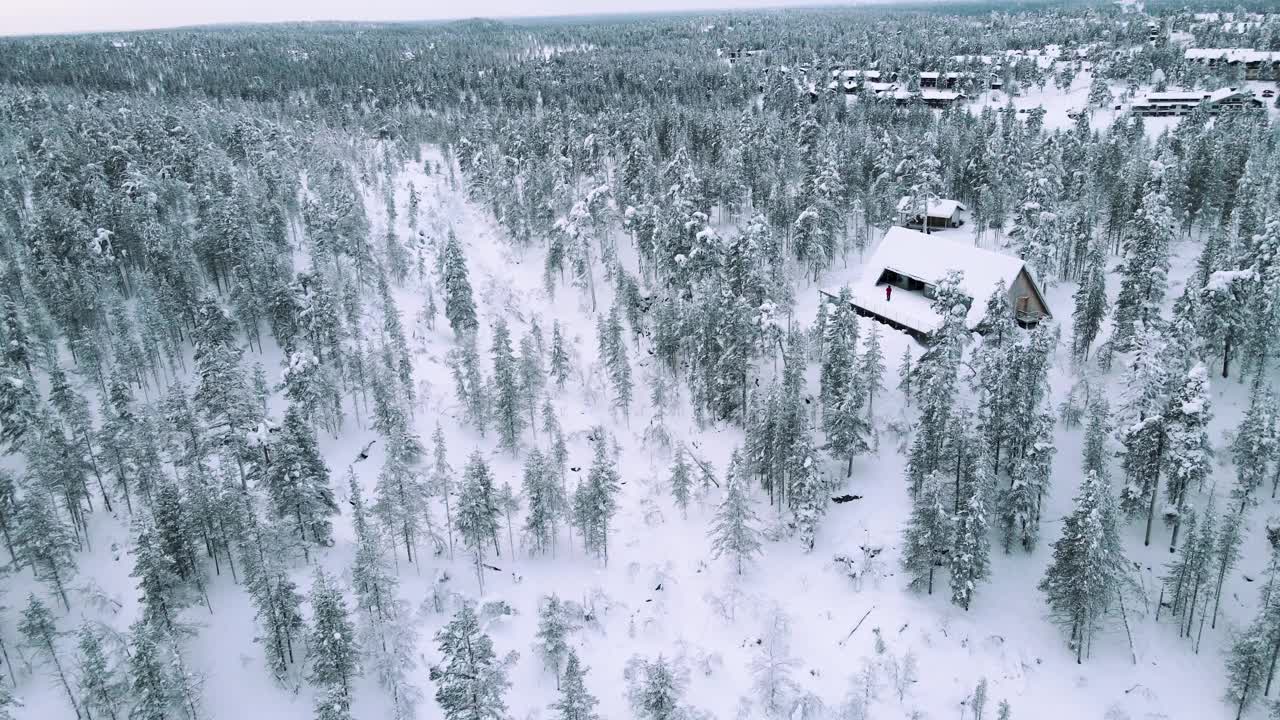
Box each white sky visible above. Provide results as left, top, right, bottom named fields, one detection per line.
left=0, top=0, right=864, bottom=37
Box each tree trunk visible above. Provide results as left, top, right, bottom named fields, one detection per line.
left=1143, top=432, right=1165, bottom=547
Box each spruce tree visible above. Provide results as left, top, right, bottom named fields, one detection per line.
left=902, top=471, right=951, bottom=595
left=13, top=489, right=77, bottom=610
left=1039, top=470, right=1130, bottom=663
left=434, top=605, right=509, bottom=720
left=535, top=594, right=576, bottom=687
left=549, top=321, right=571, bottom=390
left=708, top=451, right=763, bottom=575
left=306, top=569, right=360, bottom=713
left=574, top=432, right=621, bottom=564
left=440, top=230, right=478, bottom=337
left=522, top=449, right=558, bottom=556
left=352, top=472, right=420, bottom=720
left=268, top=404, right=337, bottom=547
left=824, top=384, right=871, bottom=478
left=374, top=427, right=429, bottom=563
left=1071, top=237, right=1108, bottom=362
left=552, top=650, right=600, bottom=720
left=1231, top=384, right=1274, bottom=511
left=490, top=318, right=525, bottom=451
left=857, top=322, right=886, bottom=418
left=457, top=452, right=500, bottom=589
left=77, top=622, right=123, bottom=720
left=449, top=336, right=489, bottom=435
left=1163, top=364, right=1211, bottom=551
left=1111, top=170, right=1173, bottom=350
left=897, top=345, right=912, bottom=405
left=950, top=473, right=991, bottom=611
left=20, top=594, right=82, bottom=719
left=429, top=424, right=456, bottom=559
left=670, top=446, right=693, bottom=517
left=127, top=621, right=182, bottom=720
left=624, top=654, right=687, bottom=720
left=597, top=305, right=633, bottom=419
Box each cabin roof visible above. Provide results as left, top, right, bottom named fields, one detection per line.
left=1186, top=48, right=1280, bottom=63
left=832, top=227, right=1047, bottom=333
left=896, top=197, right=966, bottom=218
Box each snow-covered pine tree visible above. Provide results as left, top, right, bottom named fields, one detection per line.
left=98, top=372, right=139, bottom=512
left=549, top=321, right=571, bottom=390
left=624, top=654, right=688, bottom=720
left=825, top=378, right=871, bottom=478
left=897, top=345, right=912, bottom=405
left=670, top=445, right=693, bottom=517
left=906, top=271, right=967, bottom=494
left=1071, top=236, right=1108, bottom=362
left=267, top=404, right=337, bottom=548
left=76, top=622, right=123, bottom=720
left=191, top=295, right=255, bottom=468
left=522, top=449, right=559, bottom=556
left=127, top=619, right=196, bottom=720
left=751, top=607, right=800, bottom=717
left=1161, top=499, right=1215, bottom=641
left=433, top=605, right=510, bottom=720
left=440, top=230, right=478, bottom=337
left=950, top=466, right=992, bottom=611
left=902, top=470, right=951, bottom=595
left=130, top=514, right=188, bottom=633
left=534, top=593, right=577, bottom=687
left=457, top=451, right=501, bottom=589
left=1087, top=73, right=1112, bottom=108
left=789, top=424, right=828, bottom=553
left=708, top=450, right=763, bottom=575
left=819, top=287, right=858, bottom=417
left=999, top=412, right=1055, bottom=553
left=490, top=318, right=525, bottom=451
left=350, top=474, right=420, bottom=720
left=1116, top=323, right=1173, bottom=544
left=449, top=335, right=489, bottom=435
left=857, top=322, right=885, bottom=418
left=1039, top=469, right=1130, bottom=663
left=1111, top=166, right=1174, bottom=350
left=374, top=426, right=429, bottom=563
left=496, top=481, right=519, bottom=560
left=13, top=488, right=77, bottom=610
left=1212, top=503, right=1248, bottom=631
left=597, top=304, right=633, bottom=420
left=518, top=330, right=545, bottom=433
left=19, top=594, right=82, bottom=718
left=0, top=680, right=18, bottom=719
left=306, top=569, right=360, bottom=713
left=378, top=274, right=415, bottom=409
left=573, top=431, right=621, bottom=564
left=429, top=424, right=456, bottom=559
left=1231, top=383, right=1274, bottom=512
left=552, top=650, right=600, bottom=720
left=1162, top=364, right=1211, bottom=551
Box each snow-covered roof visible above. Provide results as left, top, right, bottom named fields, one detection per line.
left=1185, top=48, right=1280, bottom=63
left=896, top=197, right=966, bottom=218
left=920, top=89, right=964, bottom=101
left=843, top=227, right=1039, bottom=332
left=919, top=71, right=940, bottom=79
left=1135, top=87, right=1255, bottom=108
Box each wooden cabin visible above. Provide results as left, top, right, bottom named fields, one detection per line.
left=822, top=227, right=1050, bottom=340
left=1185, top=48, right=1280, bottom=80
left=896, top=198, right=966, bottom=230
left=1131, top=87, right=1262, bottom=116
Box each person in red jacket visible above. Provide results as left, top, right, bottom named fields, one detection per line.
left=885, top=285, right=892, bottom=302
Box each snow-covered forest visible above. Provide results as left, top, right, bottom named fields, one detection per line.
left=3, top=2, right=1280, bottom=718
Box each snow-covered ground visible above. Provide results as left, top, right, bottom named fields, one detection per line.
left=10, top=128, right=1277, bottom=720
